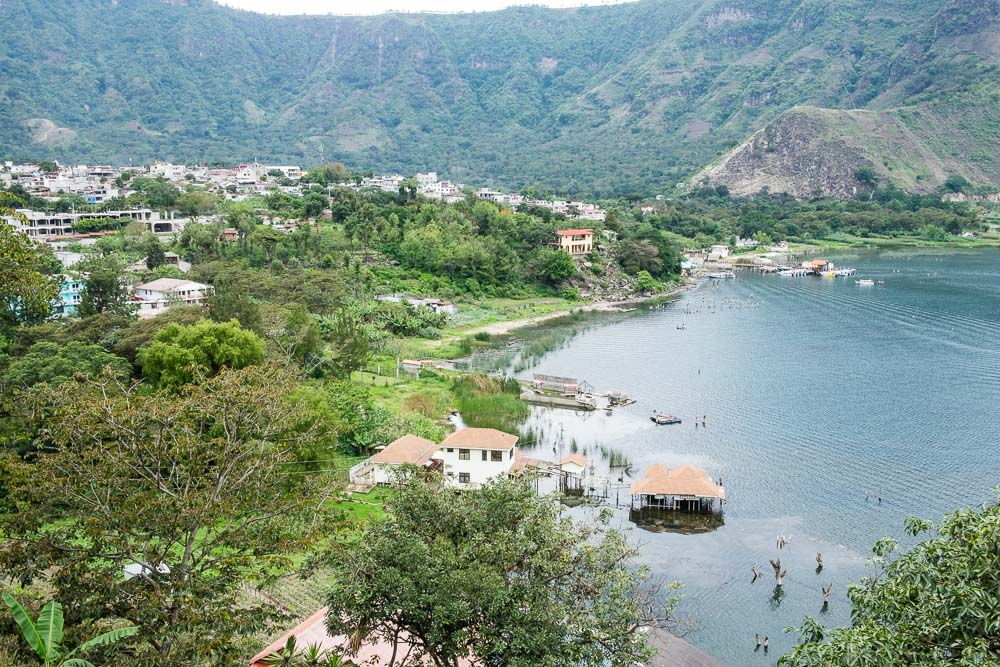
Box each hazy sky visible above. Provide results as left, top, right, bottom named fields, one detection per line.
left=219, top=0, right=632, bottom=16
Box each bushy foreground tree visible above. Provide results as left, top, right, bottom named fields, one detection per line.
left=0, top=365, right=339, bottom=666
left=781, top=496, right=1000, bottom=667
left=324, top=475, right=677, bottom=667
left=137, top=318, right=264, bottom=390
left=0, top=219, right=59, bottom=330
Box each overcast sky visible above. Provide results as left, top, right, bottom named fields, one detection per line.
left=219, top=0, right=632, bottom=16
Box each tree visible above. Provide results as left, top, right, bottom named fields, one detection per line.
left=137, top=319, right=265, bottom=391
left=3, top=594, right=137, bottom=667
left=942, top=174, right=970, bottom=193
left=325, top=476, right=676, bottom=667
left=0, top=218, right=59, bottom=329
left=530, top=247, right=577, bottom=285
left=76, top=256, right=134, bottom=318
left=142, top=236, right=166, bottom=270
left=2, top=341, right=130, bottom=388
left=208, top=280, right=264, bottom=334
left=855, top=167, right=877, bottom=185
left=0, top=366, right=338, bottom=666
left=781, top=497, right=1000, bottom=667
left=618, top=239, right=662, bottom=276
left=324, top=311, right=370, bottom=378
left=635, top=270, right=659, bottom=294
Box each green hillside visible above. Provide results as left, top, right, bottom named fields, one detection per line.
left=0, top=0, right=997, bottom=196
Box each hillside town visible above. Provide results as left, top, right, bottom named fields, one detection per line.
left=1, top=160, right=606, bottom=220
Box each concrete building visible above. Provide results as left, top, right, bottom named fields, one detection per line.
left=2, top=208, right=157, bottom=239
left=133, top=278, right=210, bottom=317
left=56, top=275, right=84, bottom=317
left=438, top=428, right=518, bottom=487
left=555, top=229, right=594, bottom=256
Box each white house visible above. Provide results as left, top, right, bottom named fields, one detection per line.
left=708, top=244, right=730, bottom=261
left=437, top=428, right=518, bottom=487
left=133, top=278, right=210, bottom=318
left=349, top=428, right=520, bottom=489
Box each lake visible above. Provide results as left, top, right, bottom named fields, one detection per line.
left=469, top=249, right=1000, bottom=666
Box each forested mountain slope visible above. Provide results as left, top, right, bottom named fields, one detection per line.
left=1, top=0, right=996, bottom=196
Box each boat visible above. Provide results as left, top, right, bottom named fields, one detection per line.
left=706, top=272, right=735, bottom=279
left=676, top=323, right=686, bottom=330
left=651, top=413, right=682, bottom=425
left=856, top=279, right=875, bottom=286
left=835, top=268, right=856, bottom=277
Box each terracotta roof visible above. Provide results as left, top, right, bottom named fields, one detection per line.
left=556, top=228, right=594, bottom=236
left=560, top=454, right=589, bottom=468
left=442, top=428, right=518, bottom=451
left=630, top=464, right=725, bottom=500
left=371, top=435, right=439, bottom=465
left=250, top=607, right=474, bottom=667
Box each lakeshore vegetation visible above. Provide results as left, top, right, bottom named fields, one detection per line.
left=1, top=173, right=999, bottom=666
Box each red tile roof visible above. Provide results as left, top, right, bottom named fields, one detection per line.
left=556, top=229, right=594, bottom=236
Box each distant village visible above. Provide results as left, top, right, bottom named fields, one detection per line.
left=0, top=160, right=607, bottom=320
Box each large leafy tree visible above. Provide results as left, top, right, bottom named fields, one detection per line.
left=0, top=219, right=59, bottom=330
left=0, top=365, right=338, bottom=666
left=781, top=497, right=1000, bottom=667
left=76, top=255, right=134, bottom=318
left=324, top=476, right=676, bottom=667
left=530, top=247, right=577, bottom=285
left=137, top=318, right=265, bottom=390
left=1, top=341, right=130, bottom=388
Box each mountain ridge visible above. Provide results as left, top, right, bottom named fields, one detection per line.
left=0, top=0, right=997, bottom=196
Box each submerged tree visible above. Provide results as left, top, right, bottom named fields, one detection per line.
left=0, top=365, right=339, bottom=666
left=781, top=496, right=1000, bottom=667
left=324, top=475, right=677, bottom=667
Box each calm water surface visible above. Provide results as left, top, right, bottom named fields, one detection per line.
left=471, top=249, right=1000, bottom=666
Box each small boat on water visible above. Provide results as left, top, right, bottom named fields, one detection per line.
left=856, top=279, right=875, bottom=286
left=706, top=272, right=735, bottom=280
left=651, top=413, right=682, bottom=425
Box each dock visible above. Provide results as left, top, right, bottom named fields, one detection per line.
left=519, top=390, right=597, bottom=411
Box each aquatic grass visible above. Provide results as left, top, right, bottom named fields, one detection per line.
left=452, top=374, right=530, bottom=432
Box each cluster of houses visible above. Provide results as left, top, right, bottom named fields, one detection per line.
left=360, top=171, right=607, bottom=221
left=0, top=160, right=306, bottom=204
left=2, top=160, right=607, bottom=223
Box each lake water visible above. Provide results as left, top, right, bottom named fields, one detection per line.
left=470, top=249, right=1000, bottom=666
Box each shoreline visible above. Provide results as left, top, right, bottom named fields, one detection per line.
left=463, top=282, right=693, bottom=337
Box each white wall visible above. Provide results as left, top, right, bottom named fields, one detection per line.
left=438, top=446, right=515, bottom=486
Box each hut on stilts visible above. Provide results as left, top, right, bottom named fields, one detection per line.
left=629, top=464, right=726, bottom=513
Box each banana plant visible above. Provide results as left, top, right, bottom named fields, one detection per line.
left=2, top=593, right=138, bottom=667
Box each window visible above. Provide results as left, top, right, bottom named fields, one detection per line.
left=459, top=449, right=470, bottom=460
left=446, top=448, right=453, bottom=453
left=481, top=450, right=488, bottom=461
left=458, top=473, right=470, bottom=484
left=491, top=451, right=503, bottom=462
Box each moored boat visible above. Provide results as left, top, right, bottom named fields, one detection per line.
left=651, top=413, right=682, bottom=425
left=856, top=279, right=875, bottom=286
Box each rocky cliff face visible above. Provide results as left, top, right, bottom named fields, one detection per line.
left=695, top=108, right=873, bottom=198
left=695, top=98, right=1000, bottom=198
